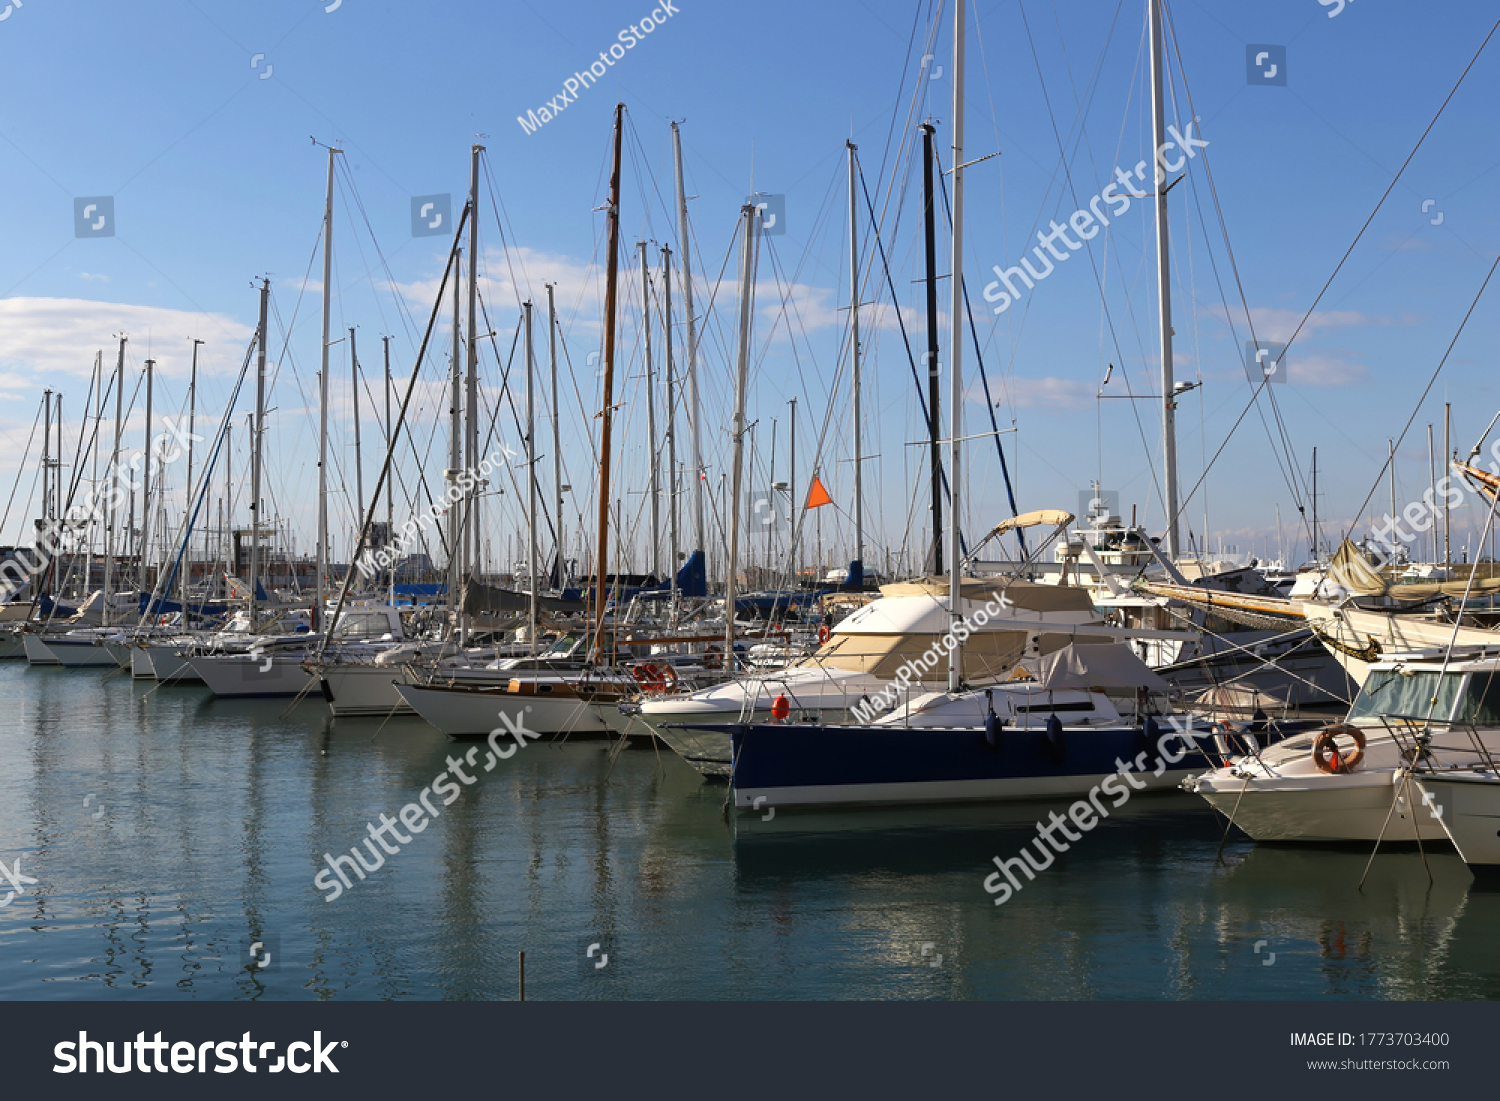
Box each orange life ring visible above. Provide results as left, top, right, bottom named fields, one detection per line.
left=817, top=624, right=831, bottom=646
left=1312, top=724, right=1366, bottom=774
left=630, top=661, right=679, bottom=693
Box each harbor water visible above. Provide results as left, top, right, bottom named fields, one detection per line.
left=2, top=663, right=1498, bottom=1001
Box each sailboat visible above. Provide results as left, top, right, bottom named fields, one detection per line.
left=714, top=0, right=1252, bottom=811
left=395, top=106, right=642, bottom=738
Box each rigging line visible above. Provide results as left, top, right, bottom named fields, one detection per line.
left=856, top=145, right=964, bottom=547
left=476, top=298, right=554, bottom=550
left=1162, top=6, right=1311, bottom=529
left=321, top=200, right=472, bottom=650
left=479, top=150, right=535, bottom=314
left=1012, top=0, right=1162, bottom=520
left=1278, top=13, right=1491, bottom=361
left=934, top=155, right=1024, bottom=557
left=868, top=1, right=943, bottom=299
left=1177, top=249, right=1500, bottom=549
left=333, top=161, right=423, bottom=354
left=1346, top=251, right=1500, bottom=541
left=1, top=400, right=44, bottom=545
left=1179, top=165, right=1311, bottom=544
left=868, top=0, right=933, bottom=207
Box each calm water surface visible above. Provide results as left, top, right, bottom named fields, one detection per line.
left=2, top=663, right=1497, bottom=1000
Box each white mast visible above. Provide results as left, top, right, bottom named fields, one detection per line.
left=546, top=283, right=563, bottom=588
left=183, top=339, right=202, bottom=614
left=640, top=242, right=661, bottom=579
left=249, top=280, right=269, bottom=628
left=524, top=299, right=539, bottom=653
left=350, top=327, right=364, bottom=560
left=662, top=247, right=680, bottom=612
left=448, top=247, right=462, bottom=637
left=141, top=358, right=153, bottom=590
left=465, top=145, right=483, bottom=589
left=103, top=337, right=125, bottom=626
left=383, top=335, right=393, bottom=600
left=316, top=144, right=335, bottom=628
left=847, top=140, right=865, bottom=570
left=726, top=203, right=757, bottom=666
left=947, top=0, right=966, bottom=693
left=1149, top=0, right=1180, bottom=560
left=671, top=122, right=706, bottom=559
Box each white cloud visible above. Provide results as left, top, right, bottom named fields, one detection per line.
left=1287, top=352, right=1367, bottom=387
left=1244, top=306, right=1392, bottom=341
left=0, top=297, right=253, bottom=381
left=994, top=375, right=1093, bottom=410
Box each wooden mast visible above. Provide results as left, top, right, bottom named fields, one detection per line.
left=590, top=103, right=625, bottom=664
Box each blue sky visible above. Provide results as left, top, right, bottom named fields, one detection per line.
left=1, top=0, right=1498, bottom=575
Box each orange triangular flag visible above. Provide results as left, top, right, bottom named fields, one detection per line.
left=804, top=476, right=833, bottom=510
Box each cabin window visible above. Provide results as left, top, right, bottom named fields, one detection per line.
left=1348, top=670, right=1463, bottom=724
left=332, top=612, right=391, bottom=638
left=1013, top=701, right=1096, bottom=714
left=1455, top=669, right=1500, bottom=726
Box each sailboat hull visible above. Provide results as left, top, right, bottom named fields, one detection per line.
left=1413, top=772, right=1500, bottom=870
left=189, top=653, right=315, bottom=698
left=395, top=681, right=624, bottom=739
left=727, top=721, right=1216, bottom=809
left=319, top=663, right=416, bottom=717
left=21, top=633, right=59, bottom=665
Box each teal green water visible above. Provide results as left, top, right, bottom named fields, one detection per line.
left=1, top=663, right=1497, bottom=1000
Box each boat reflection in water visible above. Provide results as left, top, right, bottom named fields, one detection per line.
left=729, top=793, right=1500, bottom=999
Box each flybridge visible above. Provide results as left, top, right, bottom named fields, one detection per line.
left=516, top=2, right=681, bottom=136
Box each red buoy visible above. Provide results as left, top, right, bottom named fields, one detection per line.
left=770, top=694, right=790, bottom=723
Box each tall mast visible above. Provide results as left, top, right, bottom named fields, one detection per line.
left=86, top=353, right=101, bottom=596
left=847, top=140, right=865, bottom=571
left=249, top=279, right=269, bottom=629
left=788, top=397, right=797, bottom=577
left=316, top=144, right=335, bottom=628
left=919, top=124, right=944, bottom=574
left=142, top=359, right=154, bottom=587
left=671, top=121, right=706, bottom=560
left=42, top=390, right=52, bottom=528
left=466, top=144, right=483, bottom=588
left=546, top=283, right=563, bottom=588
left=383, top=335, right=393, bottom=600
left=184, top=339, right=201, bottom=615
left=448, top=246, right=462, bottom=636
left=103, top=338, right=124, bottom=624
left=1149, top=0, right=1180, bottom=560
left=524, top=300, right=539, bottom=653
left=947, top=0, right=967, bottom=693
left=41, top=390, right=52, bottom=599
left=350, top=326, right=364, bottom=562
left=590, top=104, right=625, bottom=663
left=1444, top=403, right=1452, bottom=566
left=662, top=248, right=679, bottom=611
left=1427, top=423, right=1436, bottom=563
left=640, top=242, right=661, bottom=579
left=726, top=203, right=757, bottom=667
